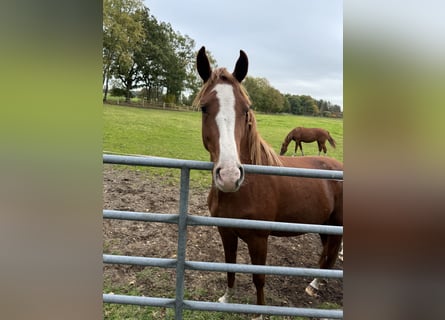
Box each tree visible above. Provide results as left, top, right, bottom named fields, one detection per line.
left=103, top=0, right=145, bottom=101
left=104, top=2, right=220, bottom=106
left=243, top=77, right=286, bottom=113
left=135, top=12, right=170, bottom=102
left=285, top=94, right=303, bottom=115
left=134, top=14, right=198, bottom=104
left=282, top=95, right=291, bottom=113
left=329, top=104, right=342, bottom=117
left=163, top=28, right=195, bottom=102
left=299, top=95, right=319, bottom=116
left=317, top=99, right=330, bottom=114
left=285, top=94, right=324, bottom=116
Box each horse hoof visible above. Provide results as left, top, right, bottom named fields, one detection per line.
left=251, top=315, right=263, bottom=320
left=305, top=285, right=319, bottom=297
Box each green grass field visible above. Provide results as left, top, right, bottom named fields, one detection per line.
left=103, top=104, right=343, bottom=160
left=103, top=103, right=343, bottom=188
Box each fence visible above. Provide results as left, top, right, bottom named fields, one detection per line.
left=103, top=154, right=344, bottom=319
left=105, top=98, right=193, bottom=112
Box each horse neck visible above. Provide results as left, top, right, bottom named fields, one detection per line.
left=283, top=131, right=294, bottom=146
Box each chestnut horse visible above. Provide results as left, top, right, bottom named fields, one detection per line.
left=280, top=127, right=336, bottom=156
left=195, top=47, right=343, bottom=317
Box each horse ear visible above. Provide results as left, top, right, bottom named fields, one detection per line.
left=197, top=46, right=212, bottom=82
left=233, top=50, right=248, bottom=82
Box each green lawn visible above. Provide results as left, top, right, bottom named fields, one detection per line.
left=103, top=104, right=205, bottom=160
left=103, top=104, right=343, bottom=161
left=103, top=104, right=343, bottom=188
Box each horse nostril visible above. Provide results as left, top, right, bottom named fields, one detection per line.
left=235, top=166, right=245, bottom=189
left=239, top=165, right=244, bottom=179
left=215, top=167, right=221, bottom=178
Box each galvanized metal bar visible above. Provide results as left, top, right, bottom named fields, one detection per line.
left=184, top=300, right=343, bottom=319
left=103, top=293, right=175, bottom=308
left=174, top=167, right=191, bottom=320
left=103, top=294, right=342, bottom=319
left=103, top=254, right=342, bottom=278
left=102, top=210, right=343, bottom=235
left=103, top=154, right=343, bottom=180
left=103, top=209, right=178, bottom=224
left=185, top=260, right=343, bottom=278
left=103, top=254, right=176, bottom=268
left=188, top=215, right=343, bottom=235
left=103, top=154, right=213, bottom=171
left=243, top=162, right=343, bottom=180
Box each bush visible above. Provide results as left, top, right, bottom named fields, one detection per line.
left=110, top=87, right=127, bottom=97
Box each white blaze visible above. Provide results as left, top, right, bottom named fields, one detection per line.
left=211, top=83, right=243, bottom=192
left=213, top=84, right=239, bottom=164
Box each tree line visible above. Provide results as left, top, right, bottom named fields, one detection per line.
left=103, top=0, right=342, bottom=117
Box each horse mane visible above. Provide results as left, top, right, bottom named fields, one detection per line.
left=283, top=130, right=294, bottom=146
left=247, top=109, right=282, bottom=166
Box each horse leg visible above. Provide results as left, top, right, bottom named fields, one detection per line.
left=320, top=234, right=342, bottom=269
left=299, top=142, right=304, bottom=156
left=247, top=237, right=268, bottom=305
left=321, top=142, right=327, bottom=155
left=317, top=141, right=322, bottom=156
left=293, top=141, right=298, bottom=156
left=305, top=234, right=342, bottom=297
left=305, top=234, right=327, bottom=296
left=246, top=235, right=268, bottom=320
left=217, top=227, right=238, bottom=303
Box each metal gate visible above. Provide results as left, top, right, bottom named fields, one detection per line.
left=103, top=154, right=343, bottom=319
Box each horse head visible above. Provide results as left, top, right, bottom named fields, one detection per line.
left=195, top=46, right=250, bottom=192
left=279, top=142, right=288, bottom=156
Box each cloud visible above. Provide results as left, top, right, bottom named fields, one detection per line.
left=145, top=0, right=343, bottom=107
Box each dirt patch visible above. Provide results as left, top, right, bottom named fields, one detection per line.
left=103, top=165, right=343, bottom=313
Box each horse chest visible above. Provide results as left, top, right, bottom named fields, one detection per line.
left=208, top=183, right=280, bottom=220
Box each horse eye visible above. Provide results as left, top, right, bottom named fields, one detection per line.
left=201, top=106, right=207, bottom=113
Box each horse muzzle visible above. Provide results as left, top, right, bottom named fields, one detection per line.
left=213, top=162, right=244, bottom=192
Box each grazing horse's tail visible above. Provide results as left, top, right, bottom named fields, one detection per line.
left=327, top=132, right=336, bottom=148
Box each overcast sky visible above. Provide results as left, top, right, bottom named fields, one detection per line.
left=144, top=0, right=343, bottom=108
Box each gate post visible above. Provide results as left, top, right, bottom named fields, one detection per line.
left=175, top=167, right=190, bottom=319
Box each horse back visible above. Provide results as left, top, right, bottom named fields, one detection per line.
left=276, top=156, right=342, bottom=223
left=293, top=127, right=328, bottom=142
left=281, top=155, right=342, bottom=171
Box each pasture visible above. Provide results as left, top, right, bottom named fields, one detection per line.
left=103, top=103, right=343, bottom=319
left=103, top=103, right=343, bottom=188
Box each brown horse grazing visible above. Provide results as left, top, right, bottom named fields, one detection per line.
left=195, top=47, right=343, bottom=317
left=280, top=127, right=336, bottom=156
